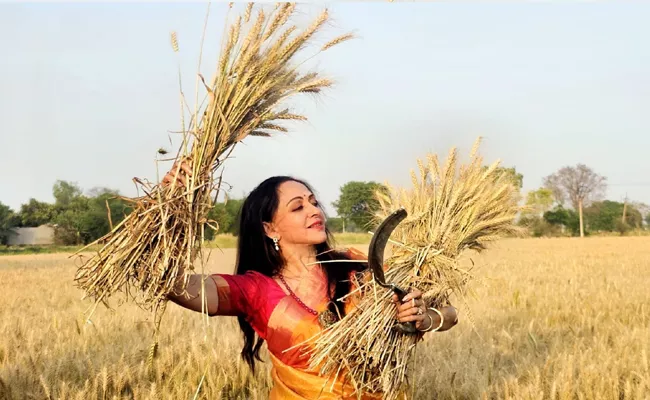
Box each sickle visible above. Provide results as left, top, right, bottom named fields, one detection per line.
left=367, top=208, right=418, bottom=334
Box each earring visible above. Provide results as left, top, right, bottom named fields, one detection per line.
left=272, top=237, right=280, bottom=251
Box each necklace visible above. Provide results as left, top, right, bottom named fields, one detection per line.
left=277, top=273, right=338, bottom=329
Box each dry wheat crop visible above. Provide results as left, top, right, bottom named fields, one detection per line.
left=1, top=237, right=649, bottom=399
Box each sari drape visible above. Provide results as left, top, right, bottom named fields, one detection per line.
left=211, top=247, right=381, bottom=399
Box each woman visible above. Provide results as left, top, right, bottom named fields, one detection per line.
left=163, top=162, right=458, bottom=399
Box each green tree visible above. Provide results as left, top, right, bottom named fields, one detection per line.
left=544, top=205, right=581, bottom=236
left=632, top=202, right=649, bottom=229
left=543, top=164, right=607, bottom=238
left=220, top=198, right=245, bottom=235
left=17, top=198, right=55, bottom=227
left=51, top=181, right=89, bottom=245
left=0, top=202, right=18, bottom=245
left=483, top=166, right=523, bottom=190
left=53, top=197, right=89, bottom=245
left=203, top=197, right=246, bottom=239
left=521, top=217, right=561, bottom=237
left=53, top=180, right=83, bottom=209
left=524, top=188, right=554, bottom=217
left=205, top=203, right=232, bottom=240
left=496, top=166, right=524, bottom=190
left=518, top=188, right=555, bottom=237
left=332, top=181, right=389, bottom=231
left=326, top=217, right=345, bottom=233
left=87, top=188, right=133, bottom=226
left=75, top=188, right=133, bottom=244
left=584, top=200, right=641, bottom=233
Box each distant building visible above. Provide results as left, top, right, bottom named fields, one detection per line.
left=7, top=225, right=55, bottom=245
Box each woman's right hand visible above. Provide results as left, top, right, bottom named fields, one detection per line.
left=161, top=157, right=192, bottom=188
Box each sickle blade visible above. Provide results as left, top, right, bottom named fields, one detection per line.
left=367, top=207, right=418, bottom=334
left=368, top=208, right=407, bottom=286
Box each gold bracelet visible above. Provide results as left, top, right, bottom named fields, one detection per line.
left=428, top=307, right=445, bottom=332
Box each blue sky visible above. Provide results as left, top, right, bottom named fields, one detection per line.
left=2, top=1, right=649, bottom=216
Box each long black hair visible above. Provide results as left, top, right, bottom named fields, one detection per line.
left=234, top=176, right=366, bottom=372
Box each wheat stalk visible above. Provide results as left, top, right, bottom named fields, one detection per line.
left=321, top=33, right=355, bottom=51
left=72, top=2, right=352, bottom=338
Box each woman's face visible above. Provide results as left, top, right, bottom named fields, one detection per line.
left=265, top=180, right=327, bottom=248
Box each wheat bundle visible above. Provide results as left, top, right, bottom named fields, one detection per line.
left=73, top=3, right=353, bottom=318
left=304, top=138, right=524, bottom=399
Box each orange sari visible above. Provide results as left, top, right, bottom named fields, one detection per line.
left=211, top=248, right=380, bottom=399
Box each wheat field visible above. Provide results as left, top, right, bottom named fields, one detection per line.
left=0, top=237, right=648, bottom=400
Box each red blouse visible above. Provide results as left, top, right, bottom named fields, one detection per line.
left=209, top=248, right=368, bottom=368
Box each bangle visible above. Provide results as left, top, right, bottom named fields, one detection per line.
left=427, top=307, right=445, bottom=332
left=419, top=312, right=435, bottom=332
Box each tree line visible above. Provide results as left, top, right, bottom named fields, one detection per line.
left=330, top=164, right=650, bottom=237
left=0, top=178, right=377, bottom=245
left=328, top=164, right=649, bottom=238
left=1, top=163, right=649, bottom=245
left=0, top=181, right=134, bottom=245
left=524, top=164, right=649, bottom=237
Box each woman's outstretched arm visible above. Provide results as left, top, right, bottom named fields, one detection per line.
left=167, top=274, right=220, bottom=316
left=161, top=158, right=221, bottom=316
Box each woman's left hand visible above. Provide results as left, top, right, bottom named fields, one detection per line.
left=391, top=288, right=429, bottom=331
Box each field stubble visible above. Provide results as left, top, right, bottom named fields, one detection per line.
left=0, top=237, right=648, bottom=399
